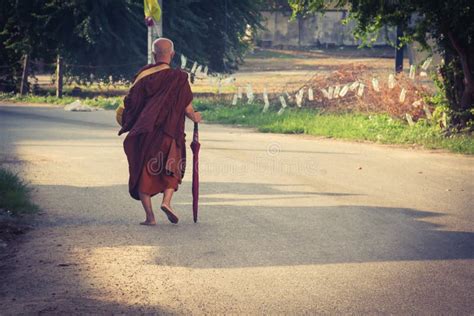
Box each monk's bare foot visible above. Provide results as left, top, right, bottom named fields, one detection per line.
left=160, top=204, right=179, bottom=224
left=140, top=220, right=156, bottom=226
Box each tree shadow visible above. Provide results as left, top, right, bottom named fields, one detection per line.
left=1, top=105, right=473, bottom=313
left=0, top=107, right=115, bottom=129
left=1, top=296, right=175, bottom=315
left=32, top=181, right=474, bottom=270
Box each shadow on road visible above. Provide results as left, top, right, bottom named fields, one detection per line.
left=205, top=146, right=358, bottom=155
left=3, top=297, right=174, bottom=315
left=33, top=182, right=474, bottom=269
left=1, top=105, right=473, bottom=313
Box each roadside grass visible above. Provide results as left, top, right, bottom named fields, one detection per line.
left=0, top=93, right=122, bottom=110
left=194, top=99, right=474, bottom=155
left=2, top=93, right=472, bottom=154
left=0, top=168, right=39, bottom=216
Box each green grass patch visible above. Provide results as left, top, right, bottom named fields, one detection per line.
left=194, top=99, right=474, bottom=155
left=2, top=93, right=472, bottom=154
left=0, top=168, right=39, bottom=216
left=0, top=93, right=122, bottom=110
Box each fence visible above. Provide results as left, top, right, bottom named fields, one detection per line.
left=13, top=52, right=229, bottom=98
left=10, top=50, right=438, bottom=124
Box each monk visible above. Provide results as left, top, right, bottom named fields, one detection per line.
left=118, top=38, right=202, bottom=226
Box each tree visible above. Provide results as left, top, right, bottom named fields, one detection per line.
left=162, top=0, right=208, bottom=67
left=164, top=0, right=264, bottom=72
left=0, top=0, right=53, bottom=91
left=1, top=0, right=264, bottom=91
left=0, top=0, right=146, bottom=90
left=288, top=0, right=474, bottom=129
left=42, top=0, right=147, bottom=82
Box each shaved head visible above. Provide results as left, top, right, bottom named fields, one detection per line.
left=152, top=38, right=175, bottom=63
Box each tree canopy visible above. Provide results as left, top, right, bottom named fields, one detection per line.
left=1, top=0, right=146, bottom=87
left=0, top=0, right=264, bottom=91
left=289, top=0, right=474, bottom=129
left=164, top=0, right=263, bottom=72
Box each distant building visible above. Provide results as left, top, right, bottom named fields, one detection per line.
left=255, top=10, right=397, bottom=49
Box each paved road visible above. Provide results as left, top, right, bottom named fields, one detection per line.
left=0, top=104, right=473, bottom=314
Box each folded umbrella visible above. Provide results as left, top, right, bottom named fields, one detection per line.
left=190, top=122, right=200, bottom=223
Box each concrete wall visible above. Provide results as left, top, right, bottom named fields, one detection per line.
left=256, top=11, right=396, bottom=48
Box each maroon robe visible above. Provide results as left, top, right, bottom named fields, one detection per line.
left=119, top=63, right=193, bottom=200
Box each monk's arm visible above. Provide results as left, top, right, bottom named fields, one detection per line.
left=185, top=103, right=202, bottom=123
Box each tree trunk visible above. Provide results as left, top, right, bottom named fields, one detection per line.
left=395, top=25, right=404, bottom=73
left=20, top=54, right=30, bottom=96
left=297, top=15, right=303, bottom=48
left=447, top=33, right=474, bottom=113
left=440, top=33, right=474, bottom=128
left=56, top=55, right=63, bottom=98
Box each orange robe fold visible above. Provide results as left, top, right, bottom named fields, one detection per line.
left=138, top=134, right=184, bottom=195
left=118, top=63, right=193, bottom=200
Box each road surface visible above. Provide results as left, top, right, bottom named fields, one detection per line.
left=0, top=104, right=473, bottom=314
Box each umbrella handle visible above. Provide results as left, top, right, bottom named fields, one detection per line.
left=193, top=122, right=199, bottom=143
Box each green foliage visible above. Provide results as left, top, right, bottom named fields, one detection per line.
left=195, top=100, right=474, bottom=154
left=84, top=96, right=123, bottom=110
left=425, top=74, right=450, bottom=127
left=0, top=93, right=122, bottom=110
left=0, top=0, right=50, bottom=91
left=425, top=73, right=474, bottom=133
left=288, top=0, right=474, bottom=129
left=1, top=0, right=264, bottom=90
left=0, top=168, right=39, bottom=216
left=1, top=0, right=146, bottom=85
left=47, top=0, right=146, bottom=81
left=289, top=1, right=472, bottom=51
left=194, top=98, right=285, bottom=126
left=2, top=93, right=472, bottom=153
left=0, top=93, right=77, bottom=105
left=0, top=0, right=146, bottom=90
left=165, top=0, right=264, bottom=72
left=162, top=0, right=208, bottom=66
left=289, top=0, right=328, bottom=17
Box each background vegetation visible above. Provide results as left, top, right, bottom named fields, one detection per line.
left=0, top=0, right=265, bottom=90
left=0, top=168, right=39, bottom=216
left=289, top=0, right=474, bottom=130
left=194, top=99, right=474, bottom=154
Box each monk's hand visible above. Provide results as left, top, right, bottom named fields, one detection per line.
left=193, top=112, right=202, bottom=123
